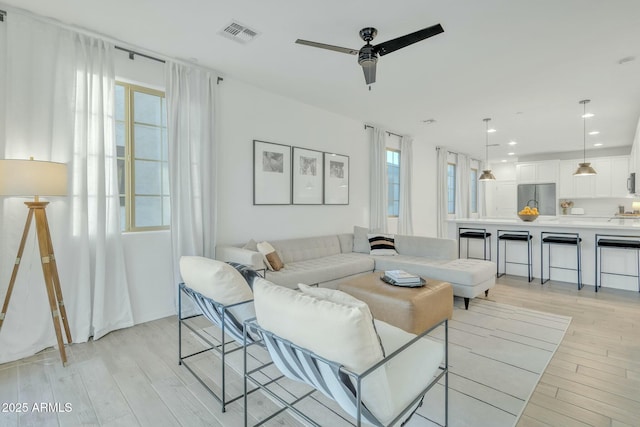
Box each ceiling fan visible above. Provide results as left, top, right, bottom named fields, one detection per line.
left=295, top=24, right=444, bottom=86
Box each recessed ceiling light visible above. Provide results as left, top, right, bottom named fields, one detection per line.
left=501, top=159, right=507, bottom=162
left=508, top=141, right=517, bottom=146
left=582, top=113, right=594, bottom=118
left=593, top=143, right=603, bottom=147
left=507, top=152, right=515, bottom=156
left=487, top=128, right=497, bottom=133
left=589, top=131, right=600, bottom=135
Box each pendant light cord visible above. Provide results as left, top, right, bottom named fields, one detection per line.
left=583, top=101, right=586, bottom=163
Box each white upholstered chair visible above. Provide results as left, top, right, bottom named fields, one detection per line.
left=178, top=256, right=262, bottom=412
left=244, top=279, right=448, bottom=426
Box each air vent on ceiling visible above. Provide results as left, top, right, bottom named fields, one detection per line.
left=219, top=21, right=259, bottom=44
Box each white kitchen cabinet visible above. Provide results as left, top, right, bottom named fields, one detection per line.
left=558, top=156, right=628, bottom=198
left=516, top=160, right=559, bottom=184
left=489, top=181, right=517, bottom=217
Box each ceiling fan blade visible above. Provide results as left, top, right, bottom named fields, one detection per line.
left=295, top=39, right=359, bottom=55
left=362, top=62, right=377, bottom=85
left=374, top=23, right=444, bottom=57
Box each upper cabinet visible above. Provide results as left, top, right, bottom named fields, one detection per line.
left=558, top=156, right=629, bottom=198
left=515, top=160, right=559, bottom=184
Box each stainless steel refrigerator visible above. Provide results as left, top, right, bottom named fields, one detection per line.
left=517, top=183, right=556, bottom=215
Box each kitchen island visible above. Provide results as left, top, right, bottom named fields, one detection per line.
left=449, top=216, right=640, bottom=291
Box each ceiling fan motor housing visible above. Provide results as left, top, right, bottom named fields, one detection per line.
left=358, top=45, right=378, bottom=67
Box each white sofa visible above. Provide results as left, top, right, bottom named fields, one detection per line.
left=216, top=229, right=496, bottom=308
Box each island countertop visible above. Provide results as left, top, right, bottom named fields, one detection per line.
left=450, top=216, right=640, bottom=231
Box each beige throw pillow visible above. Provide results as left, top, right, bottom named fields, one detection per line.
left=256, top=241, right=284, bottom=271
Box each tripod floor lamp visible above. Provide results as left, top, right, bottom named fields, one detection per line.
left=0, top=158, right=72, bottom=366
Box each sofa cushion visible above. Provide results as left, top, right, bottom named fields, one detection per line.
left=270, top=235, right=342, bottom=264
left=394, top=234, right=456, bottom=260
left=337, top=233, right=354, bottom=253
left=374, top=255, right=495, bottom=285
left=353, top=226, right=371, bottom=254
left=264, top=252, right=374, bottom=288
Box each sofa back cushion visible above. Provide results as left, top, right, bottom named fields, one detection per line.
left=394, top=234, right=457, bottom=260
left=270, top=235, right=341, bottom=264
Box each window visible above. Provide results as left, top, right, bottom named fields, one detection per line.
left=470, top=168, right=478, bottom=213
left=447, top=163, right=456, bottom=214
left=386, top=149, right=400, bottom=217
left=115, top=82, right=169, bottom=232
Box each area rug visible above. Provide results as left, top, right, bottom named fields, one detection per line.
left=413, top=298, right=572, bottom=427
left=193, top=298, right=571, bottom=427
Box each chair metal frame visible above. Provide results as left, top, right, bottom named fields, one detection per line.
left=243, top=317, right=449, bottom=427
left=458, top=227, right=492, bottom=261
left=540, top=231, right=583, bottom=289
left=497, top=229, right=533, bottom=282
left=178, top=283, right=260, bottom=412
left=594, top=233, right=640, bottom=293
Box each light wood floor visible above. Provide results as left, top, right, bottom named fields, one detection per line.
left=0, top=276, right=639, bottom=427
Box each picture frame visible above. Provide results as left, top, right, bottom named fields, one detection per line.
left=323, top=152, right=349, bottom=205
left=292, top=147, right=324, bottom=204
left=253, top=140, right=292, bottom=205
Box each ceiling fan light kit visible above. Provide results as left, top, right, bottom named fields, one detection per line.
left=479, top=118, right=496, bottom=181
left=574, top=99, right=597, bottom=176
left=295, top=23, right=444, bottom=86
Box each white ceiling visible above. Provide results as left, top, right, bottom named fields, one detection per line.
left=3, top=0, right=640, bottom=161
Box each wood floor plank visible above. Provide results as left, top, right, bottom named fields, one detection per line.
left=1, top=274, right=639, bottom=427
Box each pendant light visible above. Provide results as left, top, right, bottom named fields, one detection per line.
left=479, top=118, right=496, bottom=181
left=574, top=99, right=597, bottom=176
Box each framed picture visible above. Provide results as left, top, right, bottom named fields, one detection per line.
left=292, top=147, right=323, bottom=204
left=253, top=140, right=292, bottom=205
left=324, top=152, right=349, bottom=205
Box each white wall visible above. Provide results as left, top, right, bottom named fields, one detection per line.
left=216, top=78, right=369, bottom=245
left=411, top=137, right=438, bottom=236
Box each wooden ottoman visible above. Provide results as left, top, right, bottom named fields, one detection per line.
left=338, top=272, right=453, bottom=334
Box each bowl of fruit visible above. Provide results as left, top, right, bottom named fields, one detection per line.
left=518, top=206, right=539, bottom=221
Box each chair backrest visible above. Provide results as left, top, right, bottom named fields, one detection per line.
left=252, top=279, right=396, bottom=424
left=179, top=256, right=256, bottom=343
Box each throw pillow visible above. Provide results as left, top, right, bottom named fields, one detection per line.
left=353, top=225, right=371, bottom=253
left=243, top=238, right=258, bottom=251
left=256, top=241, right=284, bottom=271
left=367, top=233, right=398, bottom=256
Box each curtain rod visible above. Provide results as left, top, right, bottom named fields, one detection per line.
left=363, top=124, right=403, bottom=139
left=114, top=46, right=224, bottom=84
left=0, top=7, right=224, bottom=82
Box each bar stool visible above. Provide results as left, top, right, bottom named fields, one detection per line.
left=540, top=231, right=582, bottom=289
left=497, top=230, right=533, bottom=282
left=595, top=234, right=640, bottom=293
left=458, top=227, right=492, bottom=260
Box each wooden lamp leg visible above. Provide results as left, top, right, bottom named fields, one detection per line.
left=0, top=209, right=35, bottom=331
left=0, top=202, right=72, bottom=366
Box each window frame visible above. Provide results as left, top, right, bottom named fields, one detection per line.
left=116, top=81, right=169, bottom=232
left=447, top=162, right=456, bottom=215
left=470, top=167, right=478, bottom=214
left=386, top=148, right=401, bottom=218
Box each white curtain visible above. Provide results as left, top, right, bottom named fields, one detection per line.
left=435, top=147, right=449, bottom=237
left=0, top=13, right=132, bottom=363
left=398, top=136, right=413, bottom=235
left=369, top=128, right=388, bottom=233
left=455, top=153, right=471, bottom=219
left=166, top=62, right=218, bottom=285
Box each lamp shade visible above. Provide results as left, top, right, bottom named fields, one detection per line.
left=0, top=159, right=68, bottom=196
left=573, top=162, right=597, bottom=176
left=632, top=201, right=640, bottom=212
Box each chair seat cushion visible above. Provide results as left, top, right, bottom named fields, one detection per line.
left=542, top=236, right=581, bottom=245
left=597, top=238, right=640, bottom=249
left=498, top=233, right=532, bottom=241
left=459, top=231, right=492, bottom=239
